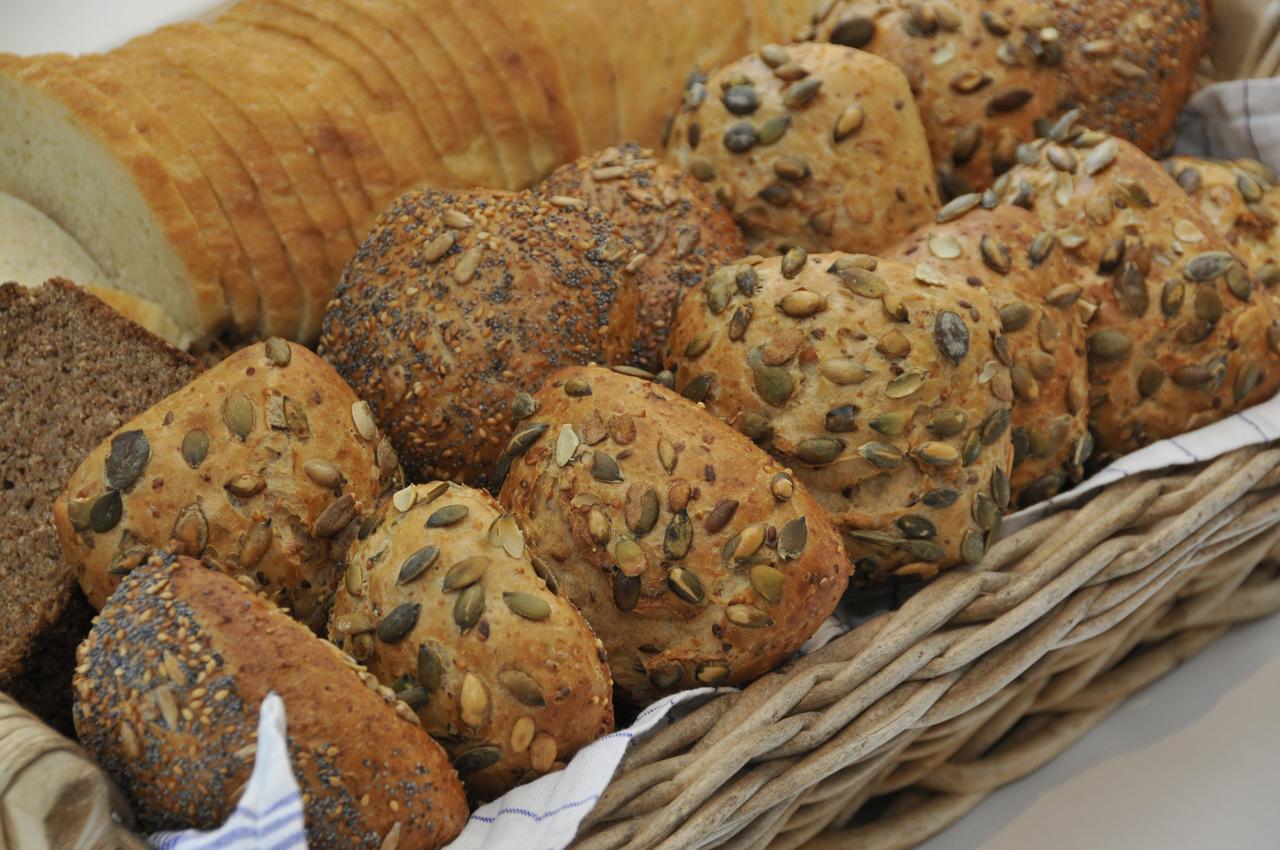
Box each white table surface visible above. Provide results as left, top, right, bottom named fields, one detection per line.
left=4, top=4, right=1280, bottom=848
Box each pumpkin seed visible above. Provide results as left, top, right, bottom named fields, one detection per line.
left=927, top=409, right=967, bottom=436
left=668, top=567, right=705, bottom=604
left=454, top=747, right=501, bottom=774
left=1135, top=363, right=1164, bottom=398
left=822, top=404, right=858, bottom=433
left=829, top=263, right=887, bottom=298
left=898, top=514, right=937, bottom=539
left=915, top=442, right=960, bottom=466
left=1176, top=319, right=1214, bottom=344
left=723, top=121, right=758, bottom=153
left=532, top=555, right=560, bottom=595
left=554, top=424, right=580, bottom=468
left=507, top=422, right=550, bottom=458
left=664, top=510, right=693, bottom=559
left=795, top=437, right=845, bottom=465
left=782, top=77, right=822, bottom=109
left=224, top=473, right=265, bottom=499
left=394, top=546, right=439, bottom=586
left=105, top=430, right=150, bottom=491
left=936, top=193, right=981, bottom=224
left=781, top=246, right=808, bottom=279
left=722, top=84, right=760, bottom=115
left=378, top=603, right=421, bottom=642
left=587, top=508, right=611, bottom=545
left=699, top=499, right=737, bottom=534
left=988, top=87, right=1033, bottom=113
left=885, top=371, right=925, bottom=399
left=89, top=490, right=123, bottom=534
left=342, top=558, right=363, bottom=596
left=962, top=530, right=986, bottom=565
left=771, top=472, right=795, bottom=501
left=504, top=591, right=552, bottom=621
left=615, top=536, right=648, bottom=577
left=1000, top=302, right=1033, bottom=332
left=1226, top=266, right=1252, bottom=302
left=753, top=359, right=795, bottom=406
left=1087, top=329, right=1133, bottom=361
left=777, top=288, right=827, bottom=317
left=1071, top=434, right=1094, bottom=470
left=922, top=488, right=959, bottom=508
left=980, top=408, right=1011, bottom=444
left=1028, top=231, right=1057, bottom=267
left=1185, top=251, right=1233, bottom=281
left=981, top=235, right=1012, bottom=274
left=459, top=673, right=489, bottom=727
left=1259, top=263, right=1280, bottom=287
left=439, top=556, right=487, bottom=591
left=962, top=430, right=982, bottom=465
left=1194, top=287, right=1224, bottom=323
left=427, top=504, right=469, bottom=528
left=757, top=114, right=791, bottom=146
left=222, top=393, right=254, bottom=440
left=821, top=358, right=871, bottom=385
left=498, top=669, right=546, bottom=708
left=952, top=123, right=983, bottom=165
left=749, top=564, right=785, bottom=603
left=351, top=400, right=377, bottom=441
left=934, top=311, right=969, bottom=363
left=1235, top=362, right=1263, bottom=402
left=1083, top=139, right=1119, bottom=175
left=901, top=539, right=946, bottom=561
left=1161, top=281, right=1185, bottom=317
left=695, top=661, right=730, bottom=685
left=870, top=410, right=909, bottom=436
left=178, top=428, right=209, bottom=469
left=727, top=604, right=773, bottom=628
left=263, top=336, right=291, bottom=366
left=334, top=611, right=374, bottom=637
left=1172, top=365, right=1215, bottom=390
left=564, top=378, right=593, bottom=397
left=591, top=451, right=623, bottom=482
left=830, top=14, right=876, bottom=46
left=1238, top=172, right=1264, bottom=202
left=453, top=584, right=485, bottom=631
left=1046, top=284, right=1082, bottom=307
left=658, top=439, right=678, bottom=473
left=860, top=441, right=904, bottom=468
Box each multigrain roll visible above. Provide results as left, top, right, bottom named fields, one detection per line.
left=330, top=482, right=614, bottom=800
left=886, top=203, right=1091, bottom=506
left=667, top=252, right=1014, bottom=583
left=73, top=554, right=468, bottom=849
left=318, top=188, right=646, bottom=488
left=1047, top=0, right=1209, bottom=154
left=1165, top=156, right=1280, bottom=289
left=1000, top=129, right=1280, bottom=457
left=497, top=365, right=851, bottom=702
left=54, top=341, right=400, bottom=631
left=664, top=42, right=938, bottom=256
left=812, top=0, right=1067, bottom=197
left=540, top=143, right=747, bottom=370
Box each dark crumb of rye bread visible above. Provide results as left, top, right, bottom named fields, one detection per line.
left=0, top=279, right=199, bottom=727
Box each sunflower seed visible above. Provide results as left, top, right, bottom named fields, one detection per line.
left=223, top=393, right=254, bottom=440
left=105, top=430, right=150, bottom=491
left=304, top=458, right=346, bottom=489
left=937, top=193, right=981, bottom=223
left=860, top=441, right=904, bottom=468
left=664, top=510, right=693, bottom=559
left=1087, top=329, right=1133, bottom=361
left=694, top=661, right=730, bottom=685
left=988, top=87, right=1033, bottom=113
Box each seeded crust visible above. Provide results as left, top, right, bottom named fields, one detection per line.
left=498, top=365, right=851, bottom=702
left=55, top=341, right=402, bottom=632
left=331, top=483, right=614, bottom=800
left=667, top=254, right=1015, bottom=584
left=886, top=204, right=1091, bottom=507
left=665, top=42, right=939, bottom=256
left=79, top=53, right=262, bottom=336
left=113, top=43, right=305, bottom=339
left=318, top=188, right=644, bottom=488
left=0, top=280, right=200, bottom=728
left=1165, top=156, right=1280, bottom=290
left=1001, top=130, right=1280, bottom=458
left=542, top=143, right=747, bottom=370
left=812, top=0, right=1068, bottom=198
left=73, top=554, right=468, bottom=848
left=1045, top=0, right=1208, bottom=154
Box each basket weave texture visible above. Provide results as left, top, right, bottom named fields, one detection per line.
left=570, top=445, right=1280, bottom=850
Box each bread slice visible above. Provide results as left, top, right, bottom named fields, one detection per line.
left=0, top=279, right=200, bottom=731
left=78, top=53, right=261, bottom=336
left=0, top=56, right=225, bottom=342
left=146, top=27, right=332, bottom=341
left=116, top=36, right=306, bottom=339
left=529, top=0, right=622, bottom=152
left=82, top=286, right=185, bottom=344
left=0, top=191, right=107, bottom=288
left=516, top=3, right=593, bottom=157
left=226, top=0, right=428, bottom=188
left=216, top=17, right=399, bottom=215
left=212, top=22, right=375, bottom=242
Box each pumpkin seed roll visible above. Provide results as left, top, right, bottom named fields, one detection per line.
left=541, top=142, right=747, bottom=371
left=330, top=482, right=614, bottom=800
left=73, top=554, right=468, bottom=849
left=667, top=252, right=1014, bottom=584
left=55, top=340, right=401, bottom=632
left=497, top=365, right=851, bottom=702
left=318, top=188, right=646, bottom=488
left=887, top=203, right=1091, bottom=507
left=1165, top=156, right=1280, bottom=293
left=811, top=0, right=1068, bottom=198
left=1000, top=128, right=1280, bottom=458
left=664, top=41, right=939, bottom=256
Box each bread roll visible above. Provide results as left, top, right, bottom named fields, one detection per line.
left=667, top=252, right=1014, bottom=583
left=55, top=340, right=401, bottom=631
left=886, top=203, right=1090, bottom=506
left=541, top=143, right=747, bottom=370
left=664, top=42, right=938, bottom=255
left=497, top=365, right=851, bottom=702
left=812, top=0, right=1067, bottom=197
left=1165, top=156, right=1280, bottom=290
left=331, top=482, right=613, bottom=799
left=73, top=553, right=468, bottom=849
left=999, top=128, right=1280, bottom=457
left=318, top=187, right=644, bottom=488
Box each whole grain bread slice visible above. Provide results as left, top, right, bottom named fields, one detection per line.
left=0, top=279, right=200, bottom=731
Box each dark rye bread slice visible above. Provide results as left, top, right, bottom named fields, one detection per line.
left=0, top=279, right=200, bottom=731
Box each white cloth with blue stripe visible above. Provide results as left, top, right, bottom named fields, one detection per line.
left=146, top=77, right=1280, bottom=850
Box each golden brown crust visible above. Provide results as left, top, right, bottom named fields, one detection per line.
left=541, top=143, right=747, bottom=370
left=73, top=554, right=468, bottom=849
left=665, top=42, right=939, bottom=255
left=1047, top=0, right=1209, bottom=154
left=667, top=253, right=1014, bottom=584
left=317, top=187, right=643, bottom=487
left=886, top=203, right=1090, bottom=506
left=812, top=0, right=1067, bottom=197
left=1165, top=156, right=1280, bottom=289
left=54, top=341, right=401, bottom=630
left=1000, top=130, right=1280, bottom=457
left=331, top=483, right=614, bottom=799
left=497, top=365, right=851, bottom=702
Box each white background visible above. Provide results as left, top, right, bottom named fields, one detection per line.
left=3, top=3, right=1279, bottom=848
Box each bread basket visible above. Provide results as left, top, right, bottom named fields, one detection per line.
left=7, top=3, right=1280, bottom=849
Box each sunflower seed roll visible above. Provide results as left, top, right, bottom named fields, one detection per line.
left=330, top=482, right=614, bottom=800
left=498, top=365, right=851, bottom=703
left=318, top=188, right=646, bottom=488
left=886, top=203, right=1091, bottom=507
left=1001, top=129, right=1280, bottom=459
left=668, top=252, right=1014, bottom=585
left=664, top=41, right=939, bottom=256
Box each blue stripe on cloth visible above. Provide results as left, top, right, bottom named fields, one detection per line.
left=1168, top=438, right=1199, bottom=463
left=469, top=795, right=602, bottom=824
left=1238, top=409, right=1271, bottom=442
left=178, top=809, right=304, bottom=850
